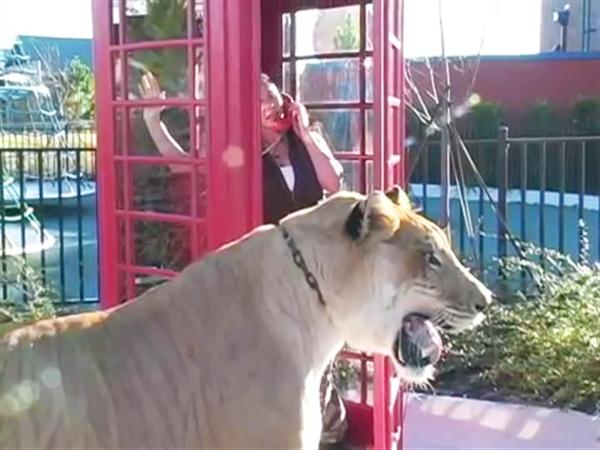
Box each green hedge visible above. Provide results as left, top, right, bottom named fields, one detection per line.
left=0, top=256, right=57, bottom=335
left=435, top=232, right=600, bottom=414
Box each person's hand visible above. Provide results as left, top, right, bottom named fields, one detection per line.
left=138, top=72, right=165, bottom=122
left=289, top=101, right=311, bottom=140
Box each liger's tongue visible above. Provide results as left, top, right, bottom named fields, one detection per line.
left=400, top=314, right=443, bottom=367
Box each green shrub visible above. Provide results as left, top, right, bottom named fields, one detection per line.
left=570, top=97, right=600, bottom=136
left=437, top=230, right=600, bottom=413
left=526, top=100, right=562, bottom=136
left=0, top=256, right=57, bottom=335
left=333, top=357, right=361, bottom=392
left=467, top=101, right=503, bottom=139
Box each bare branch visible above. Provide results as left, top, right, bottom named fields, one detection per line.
left=424, top=57, right=440, bottom=104
left=405, top=72, right=432, bottom=121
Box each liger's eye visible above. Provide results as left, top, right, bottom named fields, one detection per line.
left=426, top=251, right=441, bottom=268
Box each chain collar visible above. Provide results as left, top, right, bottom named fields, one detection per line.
left=279, top=225, right=326, bottom=307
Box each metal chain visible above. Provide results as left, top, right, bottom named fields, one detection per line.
left=280, top=226, right=326, bottom=307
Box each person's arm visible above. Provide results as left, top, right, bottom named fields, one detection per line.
left=142, top=111, right=189, bottom=159
left=139, top=73, right=190, bottom=172
left=289, top=102, right=343, bottom=193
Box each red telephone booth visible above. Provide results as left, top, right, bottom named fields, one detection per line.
left=92, top=0, right=405, bottom=448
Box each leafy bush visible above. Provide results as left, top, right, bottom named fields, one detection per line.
left=127, top=0, right=189, bottom=96
left=62, top=57, right=95, bottom=121
left=436, top=230, right=600, bottom=414
left=333, top=13, right=359, bottom=51
left=0, top=256, right=57, bottom=335
left=570, top=97, right=600, bottom=136
left=526, top=100, right=562, bottom=136
left=467, top=101, right=503, bottom=139
left=333, top=357, right=362, bottom=392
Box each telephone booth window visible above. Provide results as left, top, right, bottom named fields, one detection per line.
left=94, top=0, right=261, bottom=305
left=281, top=4, right=375, bottom=193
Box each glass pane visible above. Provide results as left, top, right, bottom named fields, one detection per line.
left=130, top=164, right=192, bottom=215
left=366, top=159, right=373, bottom=192
left=116, top=218, right=136, bottom=269
left=127, top=48, right=189, bottom=99
left=366, top=3, right=373, bottom=51
left=111, top=0, right=121, bottom=45
left=193, top=0, right=205, bottom=38
left=282, top=13, right=291, bottom=57
left=282, top=62, right=292, bottom=94
left=114, top=107, right=125, bottom=154
left=192, top=107, right=208, bottom=158
left=113, top=54, right=124, bottom=100
left=128, top=107, right=190, bottom=157
left=115, top=164, right=128, bottom=211
left=295, top=6, right=360, bottom=56
left=310, top=109, right=361, bottom=153
left=194, top=47, right=205, bottom=100
left=133, top=220, right=192, bottom=271
left=193, top=168, right=209, bottom=219
left=116, top=164, right=207, bottom=217
left=125, top=0, right=186, bottom=42
left=112, top=1, right=203, bottom=42
left=195, top=221, right=209, bottom=258
left=366, top=109, right=373, bottom=155
left=117, top=270, right=133, bottom=303
left=337, top=358, right=374, bottom=405
left=135, top=273, right=171, bottom=296
left=340, top=160, right=361, bottom=192
left=297, top=58, right=360, bottom=103
left=365, top=57, right=373, bottom=103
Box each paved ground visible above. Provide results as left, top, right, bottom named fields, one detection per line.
left=403, top=394, right=599, bottom=450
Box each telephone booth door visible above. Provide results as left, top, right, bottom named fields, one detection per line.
left=264, top=1, right=406, bottom=448
left=92, top=0, right=261, bottom=306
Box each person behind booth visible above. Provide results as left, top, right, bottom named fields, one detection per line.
left=139, top=71, right=348, bottom=446
left=138, top=71, right=343, bottom=221
left=258, top=73, right=343, bottom=223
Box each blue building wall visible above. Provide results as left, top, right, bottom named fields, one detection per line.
left=18, top=35, right=93, bottom=68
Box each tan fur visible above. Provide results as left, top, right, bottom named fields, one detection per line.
left=0, top=188, right=491, bottom=450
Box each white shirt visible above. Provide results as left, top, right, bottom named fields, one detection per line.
left=279, top=165, right=295, bottom=191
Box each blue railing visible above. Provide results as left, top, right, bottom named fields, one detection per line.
left=2, top=124, right=598, bottom=303
left=408, top=129, right=600, bottom=282
left=0, top=124, right=98, bottom=306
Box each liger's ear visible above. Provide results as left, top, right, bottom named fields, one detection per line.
left=384, top=185, right=413, bottom=212
left=345, top=190, right=401, bottom=241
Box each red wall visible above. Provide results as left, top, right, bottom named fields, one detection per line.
left=408, top=53, right=600, bottom=124
left=471, top=57, right=599, bottom=115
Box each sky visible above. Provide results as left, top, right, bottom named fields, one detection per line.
left=0, top=0, right=541, bottom=57
left=404, top=0, right=541, bottom=57
left=0, top=0, right=94, bottom=45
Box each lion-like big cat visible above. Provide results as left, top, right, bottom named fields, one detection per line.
left=0, top=186, right=492, bottom=450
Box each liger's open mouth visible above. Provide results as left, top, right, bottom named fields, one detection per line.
left=393, top=314, right=443, bottom=369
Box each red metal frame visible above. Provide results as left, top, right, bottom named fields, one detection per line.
left=278, top=1, right=406, bottom=448
left=93, top=0, right=261, bottom=307
left=93, top=0, right=405, bottom=448
left=374, top=1, right=407, bottom=448
left=92, top=0, right=119, bottom=305
left=280, top=3, right=373, bottom=193
left=373, top=2, right=407, bottom=447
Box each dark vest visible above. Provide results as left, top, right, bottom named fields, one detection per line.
left=262, top=130, right=324, bottom=224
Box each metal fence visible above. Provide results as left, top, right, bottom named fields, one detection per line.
left=0, top=124, right=98, bottom=307
left=2, top=123, right=598, bottom=303
left=408, top=127, right=600, bottom=282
